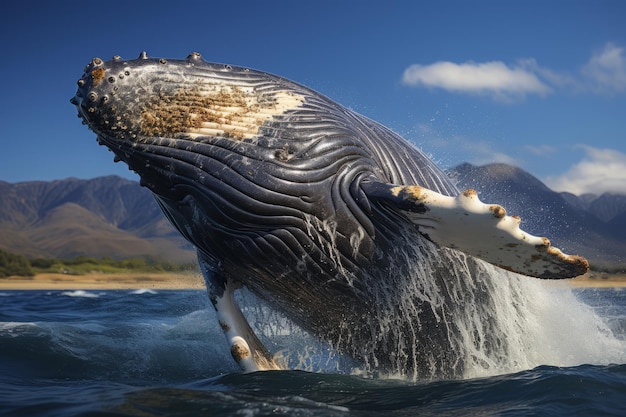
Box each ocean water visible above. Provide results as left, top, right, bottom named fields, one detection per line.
left=1, top=287, right=625, bottom=416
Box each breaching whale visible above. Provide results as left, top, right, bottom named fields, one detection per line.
left=71, top=52, right=588, bottom=379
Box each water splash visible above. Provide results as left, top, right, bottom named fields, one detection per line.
left=237, top=235, right=625, bottom=380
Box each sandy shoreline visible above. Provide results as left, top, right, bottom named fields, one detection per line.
left=0, top=272, right=206, bottom=290
left=0, top=272, right=625, bottom=290
left=567, top=274, right=626, bottom=288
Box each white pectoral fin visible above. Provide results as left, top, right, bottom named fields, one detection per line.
left=213, top=288, right=282, bottom=372
left=365, top=183, right=589, bottom=279
left=198, top=254, right=282, bottom=372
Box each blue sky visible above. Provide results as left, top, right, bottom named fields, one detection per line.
left=1, top=0, right=625, bottom=195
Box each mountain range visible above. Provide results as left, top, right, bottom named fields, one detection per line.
left=0, top=164, right=624, bottom=270
left=0, top=176, right=195, bottom=263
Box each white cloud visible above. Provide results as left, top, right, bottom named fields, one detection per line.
left=402, top=42, right=626, bottom=101
left=402, top=61, right=551, bottom=101
left=544, top=146, right=626, bottom=195
left=581, top=43, right=626, bottom=94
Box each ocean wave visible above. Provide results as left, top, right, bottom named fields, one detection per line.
left=0, top=321, right=40, bottom=335
left=0, top=289, right=625, bottom=415
left=130, top=289, right=159, bottom=295
left=60, top=290, right=105, bottom=298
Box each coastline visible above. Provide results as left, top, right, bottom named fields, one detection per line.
left=0, top=272, right=624, bottom=291
left=0, top=272, right=206, bottom=290
left=567, top=273, right=626, bottom=288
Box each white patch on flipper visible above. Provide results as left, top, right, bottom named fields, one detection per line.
left=391, top=186, right=589, bottom=279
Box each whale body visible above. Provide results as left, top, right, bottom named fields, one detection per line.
left=71, top=52, right=588, bottom=379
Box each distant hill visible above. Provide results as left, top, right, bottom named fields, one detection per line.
left=449, top=163, right=626, bottom=270
left=0, top=176, right=195, bottom=262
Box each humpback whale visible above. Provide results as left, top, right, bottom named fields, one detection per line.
left=71, top=52, right=588, bottom=379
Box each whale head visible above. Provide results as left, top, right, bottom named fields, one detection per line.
left=71, top=52, right=312, bottom=196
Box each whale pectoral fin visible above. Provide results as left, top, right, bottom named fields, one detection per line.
left=198, top=255, right=282, bottom=372
left=212, top=284, right=283, bottom=372
left=363, top=182, right=589, bottom=279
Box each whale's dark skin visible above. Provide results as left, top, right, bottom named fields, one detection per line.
left=71, top=52, right=588, bottom=378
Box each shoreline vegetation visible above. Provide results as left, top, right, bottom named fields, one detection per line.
left=0, top=249, right=204, bottom=289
